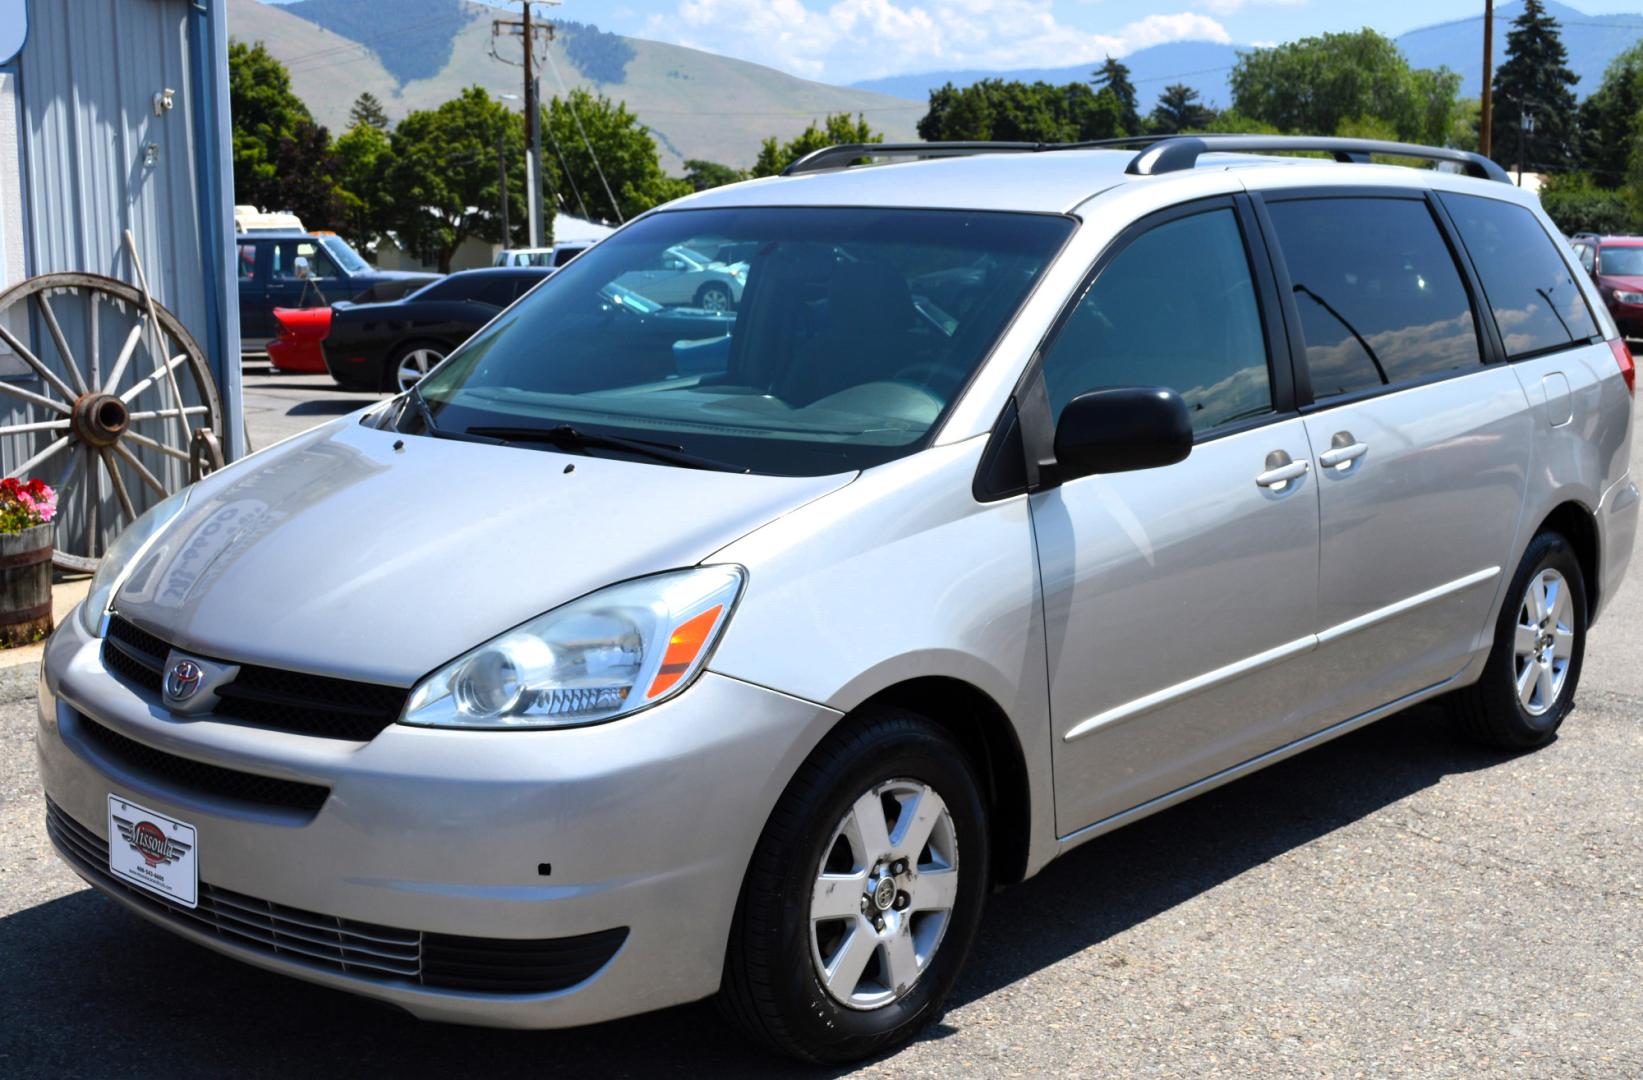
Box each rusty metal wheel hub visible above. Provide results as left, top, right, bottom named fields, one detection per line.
left=70, top=392, right=130, bottom=448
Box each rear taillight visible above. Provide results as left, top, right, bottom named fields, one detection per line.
left=1609, top=338, right=1635, bottom=397
left=272, top=305, right=333, bottom=342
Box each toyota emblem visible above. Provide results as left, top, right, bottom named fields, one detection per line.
left=165, top=659, right=203, bottom=702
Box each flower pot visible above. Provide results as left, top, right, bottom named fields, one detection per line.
left=0, top=522, right=54, bottom=647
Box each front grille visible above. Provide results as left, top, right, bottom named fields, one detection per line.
left=75, top=713, right=331, bottom=813
left=46, top=800, right=627, bottom=995
left=103, top=616, right=166, bottom=695
left=102, top=615, right=408, bottom=742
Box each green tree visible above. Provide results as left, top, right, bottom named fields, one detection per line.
left=1229, top=29, right=1459, bottom=145
left=228, top=40, right=342, bottom=228
left=541, top=90, right=691, bottom=222
left=751, top=113, right=883, bottom=177
left=1490, top=0, right=1579, bottom=174
left=1538, top=173, right=1638, bottom=234
left=333, top=121, right=393, bottom=247
left=1578, top=44, right=1643, bottom=188
left=1149, top=84, right=1216, bottom=134
left=918, top=80, right=1124, bottom=144
left=382, top=86, right=525, bottom=273
left=683, top=159, right=744, bottom=192
left=348, top=91, right=390, bottom=131
left=1092, top=56, right=1140, bottom=135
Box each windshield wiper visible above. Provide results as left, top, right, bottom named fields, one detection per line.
left=464, top=424, right=750, bottom=472
left=401, top=387, right=507, bottom=444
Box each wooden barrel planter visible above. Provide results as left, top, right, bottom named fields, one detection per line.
left=0, top=523, right=53, bottom=647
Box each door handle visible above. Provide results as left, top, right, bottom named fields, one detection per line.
left=1255, top=452, right=1310, bottom=490
left=1318, top=432, right=1368, bottom=469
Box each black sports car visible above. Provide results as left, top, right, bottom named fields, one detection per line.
left=269, top=268, right=554, bottom=392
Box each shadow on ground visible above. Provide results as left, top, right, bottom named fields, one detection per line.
left=285, top=397, right=376, bottom=416
left=0, top=704, right=1516, bottom=1078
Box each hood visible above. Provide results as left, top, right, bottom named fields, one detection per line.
left=115, top=418, right=852, bottom=686
left=1601, top=274, right=1643, bottom=293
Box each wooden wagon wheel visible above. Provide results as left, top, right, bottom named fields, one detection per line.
left=0, top=272, right=224, bottom=572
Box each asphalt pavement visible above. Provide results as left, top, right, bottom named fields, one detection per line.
left=0, top=372, right=1638, bottom=1078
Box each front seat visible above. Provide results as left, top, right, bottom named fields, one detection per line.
left=778, top=261, right=916, bottom=406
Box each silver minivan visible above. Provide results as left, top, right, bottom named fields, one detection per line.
left=38, top=136, right=1637, bottom=1063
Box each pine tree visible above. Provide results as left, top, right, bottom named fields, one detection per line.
left=1489, top=0, right=1578, bottom=175
left=1150, top=84, right=1216, bottom=134
left=348, top=91, right=390, bottom=131
left=1092, top=57, right=1140, bottom=136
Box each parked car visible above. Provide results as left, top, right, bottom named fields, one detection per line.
left=612, top=242, right=746, bottom=310
left=495, top=239, right=597, bottom=268
left=1571, top=233, right=1643, bottom=340
left=233, top=205, right=304, bottom=233
left=267, top=268, right=553, bottom=392
left=237, top=232, right=437, bottom=353
left=46, top=136, right=1636, bottom=1064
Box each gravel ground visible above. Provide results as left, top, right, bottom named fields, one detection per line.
left=0, top=377, right=1637, bottom=1078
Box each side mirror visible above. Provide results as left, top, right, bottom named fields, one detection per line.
left=1052, top=387, right=1193, bottom=480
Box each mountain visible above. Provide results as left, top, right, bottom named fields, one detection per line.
left=850, top=2, right=1643, bottom=112
left=1396, top=0, right=1643, bottom=99
left=851, top=40, right=1243, bottom=111
left=228, top=0, right=922, bottom=170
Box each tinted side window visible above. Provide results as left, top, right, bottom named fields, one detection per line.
left=458, top=278, right=518, bottom=307
left=1576, top=243, right=1596, bottom=274
left=1440, top=193, right=1599, bottom=357
left=1042, top=207, right=1272, bottom=435
left=1266, top=198, right=1481, bottom=399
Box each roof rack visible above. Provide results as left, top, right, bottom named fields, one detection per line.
left=1124, top=135, right=1510, bottom=183
left=780, top=134, right=1510, bottom=184
left=782, top=142, right=1046, bottom=176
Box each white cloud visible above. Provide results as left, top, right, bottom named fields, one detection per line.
left=1197, top=0, right=1306, bottom=15
left=647, top=1, right=1231, bottom=83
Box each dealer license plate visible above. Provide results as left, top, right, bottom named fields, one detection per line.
left=107, top=794, right=198, bottom=909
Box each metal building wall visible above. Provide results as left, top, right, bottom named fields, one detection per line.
left=0, top=0, right=242, bottom=560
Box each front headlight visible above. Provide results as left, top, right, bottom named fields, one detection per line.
left=401, top=565, right=744, bottom=730
left=78, top=489, right=191, bottom=637
left=1615, top=290, right=1643, bottom=305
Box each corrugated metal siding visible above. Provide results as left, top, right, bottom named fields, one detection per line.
left=2, top=0, right=239, bottom=560
left=20, top=0, right=204, bottom=337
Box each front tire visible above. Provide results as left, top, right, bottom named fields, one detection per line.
left=1449, top=531, right=1587, bottom=750
left=719, top=707, right=990, bottom=1063
left=694, top=282, right=733, bottom=312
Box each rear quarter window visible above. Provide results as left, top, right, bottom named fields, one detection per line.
left=1266, top=196, right=1482, bottom=398
left=1440, top=193, right=1599, bottom=358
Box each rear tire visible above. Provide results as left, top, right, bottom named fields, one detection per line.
left=383, top=341, right=446, bottom=393
left=1448, top=531, right=1587, bottom=750
left=718, top=706, right=989, bottom=1064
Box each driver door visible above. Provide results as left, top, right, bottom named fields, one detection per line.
left=1029, top=198, right=1324, bottom=833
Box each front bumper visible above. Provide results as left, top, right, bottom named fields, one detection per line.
left=37, top=613, right=840, bottom=1027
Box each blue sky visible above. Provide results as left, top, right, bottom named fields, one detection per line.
left=541, top=1, right=1643, bottom=83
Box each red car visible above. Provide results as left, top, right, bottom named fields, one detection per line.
left=265, top=305, right=333, bottom=374
left=1571, top=234, right=1643, bottom=340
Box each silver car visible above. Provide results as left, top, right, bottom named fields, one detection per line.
left=38, top=136, right=1637, bottom=1063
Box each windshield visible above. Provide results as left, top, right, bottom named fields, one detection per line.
left=320, top=235, right=371, bottom=274
left=411, top=207, right=1074, bottom=475
left=1603, top=246, right=1643, bottom=276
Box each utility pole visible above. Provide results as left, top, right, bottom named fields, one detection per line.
left=1518, top=103, right=1534, bottom=187
left=491, top=2, right=555, bottom=248
left=1480, top=0, right=1494, bottom=158
left=496, top=129, right=510, bottom=244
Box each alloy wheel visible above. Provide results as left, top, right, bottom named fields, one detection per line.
left=396, top=348, right=443, bottom=393
left=809, top=778, right=959, bottom=1010
left=1514, top=567, right=1575, bottom=717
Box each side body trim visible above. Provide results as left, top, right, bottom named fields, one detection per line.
left=1061, top=566, right=1500, bottom=742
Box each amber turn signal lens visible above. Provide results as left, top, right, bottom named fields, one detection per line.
left=646, top=605, right=724, bottom=699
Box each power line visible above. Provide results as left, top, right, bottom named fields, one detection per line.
left=541, top=45, right=625, bottom=223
